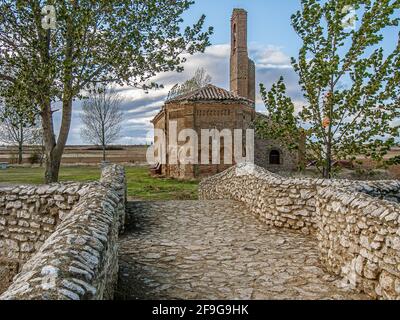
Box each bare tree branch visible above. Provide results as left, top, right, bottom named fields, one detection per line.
left=80, top=87, right=124, bottom=162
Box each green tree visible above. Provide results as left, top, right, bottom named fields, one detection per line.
left=0, top=0, right=213, bottom=182
left=0, top=82, right=39, bottom=165
left=257, top=77, right=301, bottom=151
left=259, top=0, right=400, bottom=178
left=0, top=103, right=40, bottom=165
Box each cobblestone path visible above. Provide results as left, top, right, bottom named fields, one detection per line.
left=116, top=201, right=369, bottom=300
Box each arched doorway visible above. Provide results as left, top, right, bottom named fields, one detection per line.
left=269, top=150, right=281, bottom=165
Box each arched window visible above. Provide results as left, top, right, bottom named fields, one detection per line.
left=269, top=150, right=281, bottom=165
left=233, top=24, right=237, bottom=52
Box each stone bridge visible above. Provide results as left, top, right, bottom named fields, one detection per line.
left=116, top=200, right=367, bottom=300
left=2, top=164, right=399, bottom=300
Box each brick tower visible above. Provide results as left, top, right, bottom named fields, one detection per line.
left=230, top=9, right=256, bottom=103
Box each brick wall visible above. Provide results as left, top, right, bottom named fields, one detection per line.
left=153, top=100, right=257, bottom=179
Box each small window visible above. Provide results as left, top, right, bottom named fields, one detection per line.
left=269, top=150, right=281, bottom=165
left=233, top=24, right=237, bottom=51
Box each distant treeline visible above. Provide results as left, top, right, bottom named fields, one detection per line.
left=0, top=145, right=148, bottom=151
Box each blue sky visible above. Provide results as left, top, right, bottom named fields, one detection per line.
left=187, top=0, right=398, bottom=52
left=182, top=0, right=302, bottom=54
left=63, top=0, right=399, bottom=145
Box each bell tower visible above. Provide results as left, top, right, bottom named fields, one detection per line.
left=230, top=9, right=255, bottom=103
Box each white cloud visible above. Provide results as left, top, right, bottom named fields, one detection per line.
left=250, top=44, right=292, bottom=68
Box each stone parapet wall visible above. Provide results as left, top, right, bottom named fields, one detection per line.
left=199, top=164, right=400, bottom=299
left=100, top=164, right=127, bottom=232
left=199, top=164, right=338, bottom=235
left=317, top=185, right=400, bottom=299
left=0, top=164, right=126, bottom=300
left=0, top=183, right=86, bottom=266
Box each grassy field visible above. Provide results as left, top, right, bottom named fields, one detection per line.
left=0, top=166, right=199, bottom=201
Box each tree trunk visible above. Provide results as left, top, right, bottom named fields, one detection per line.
left=18, top=123, right=24, bottom=164
left=44, top=15, right=75, bottom=182
left=40, top=94, right=73, bottom=183
left=18, top=143, right=23, bottom=165
left=45, top=151, right=61, bottom=183
left=39, top=26, right=74, bottom=183
left=41, top=99, right=58, bottom=183
left=324, top=144, right=332, bottom=179
left=18, top=126, right=23, bottom=165
left=44, top=97, right=73, bottom=184
left=42, top=106, right=72, bottom=183
left=102, top=122, right=106, bottom=162
left=39, top=26, right=61, bottom=183
left=324, top=121, right=333, bottom=179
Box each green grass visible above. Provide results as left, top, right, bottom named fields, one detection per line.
left=125, top=167, right=198, bottom=201
left=0, top=166, right=199, bottom=201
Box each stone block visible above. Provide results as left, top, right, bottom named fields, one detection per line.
left=379, top=271, right=394, bottom=292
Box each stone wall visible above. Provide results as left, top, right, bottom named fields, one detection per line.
left=254, top=138, right=299, bottom=173
left=317, top=184, right=400, bottom=299
left=199, top=163, right=400, bottom=299
left=200, top=164, right=333, bottom=235
left=100, top=165, right=127, bottom=233
left=0, top=164, right=126, bottom=300
left=0, top=183, right=86, bottom=278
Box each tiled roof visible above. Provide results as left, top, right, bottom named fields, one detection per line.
left=166, top=84, right=254, bottom=105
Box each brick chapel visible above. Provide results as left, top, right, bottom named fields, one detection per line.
left=151, top=9, right=300, bottom=179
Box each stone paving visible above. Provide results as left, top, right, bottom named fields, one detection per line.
left=116, top=200, right=369, bottom=300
